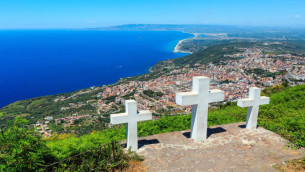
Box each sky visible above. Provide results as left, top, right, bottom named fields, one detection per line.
left=0, top=0, right=305, bottom=29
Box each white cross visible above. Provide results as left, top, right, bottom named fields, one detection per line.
left=110, top=100, right=152, bottom=151
left=176, top=76, right=224, bottom=141
left=237, top=87, right=270, bottom=130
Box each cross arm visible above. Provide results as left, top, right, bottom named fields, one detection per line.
left=176, top=92, right=199, bottom=106
left=208, top=89, right=224, bottom=103
left=110, top=113, right=128, bottom=124
left=237, top=98, right=254, bottom=107
left=259, top=96, right=270, bottom=105
left=137, top=110, right=152, bottom=122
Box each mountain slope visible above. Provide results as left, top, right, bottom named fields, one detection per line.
left=46, top=84, right=305, bottom=160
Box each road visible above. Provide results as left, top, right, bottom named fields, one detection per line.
left=285, top=65, right=295, bottom=85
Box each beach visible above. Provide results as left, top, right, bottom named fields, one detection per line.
left=173, top=33, right=199, bottom=54
left=173, top=38, right=192, bottom=54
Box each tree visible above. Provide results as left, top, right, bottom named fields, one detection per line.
left=282, top=80, right=289, bottom=87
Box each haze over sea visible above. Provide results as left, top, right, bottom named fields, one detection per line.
left=0, top=30, right=192, bottom=108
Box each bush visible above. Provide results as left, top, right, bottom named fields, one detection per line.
left=258, top=84, right=305, bottom=148
left=0, top=117, right=56, bottom=171
left=43, top=142, right=142, bottom=172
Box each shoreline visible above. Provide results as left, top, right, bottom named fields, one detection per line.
left=173, top=38, right=193, bottom=54
left=173, top=33, right=198, bottom=54
left=173, top=32, right=229, bottom=54
left=0, top=31, right=194, bottom=108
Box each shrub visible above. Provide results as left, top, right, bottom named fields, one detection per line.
left=0, top=117, right=56, bottom=171
left=43, top=142, right=141, bottom=172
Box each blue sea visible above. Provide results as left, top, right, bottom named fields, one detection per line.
left=0, top=30, right=192, bottom=108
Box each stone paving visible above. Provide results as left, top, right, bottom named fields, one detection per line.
left=136, top=122, right=304, bottom=172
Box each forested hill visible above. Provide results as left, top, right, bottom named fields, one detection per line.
left=150, top=42, right=247, bottom=72
left=150, top=40, right=305, bottom=72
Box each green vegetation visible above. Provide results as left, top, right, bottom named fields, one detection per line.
left=259, top=85, right=305, bottom=147
left=179, top=39, right=247, bottom=52
left=244, top=68, right=287, bottom=81
left=49, top=116, right=109, bottom=137
left=118, top=70, right=167, bottom=82
left=0, top=117, right=56, bottom=171
left=0, top=88, right=103, bottom=128
left=151, top=42, right=249, bottom=70
left=43, top=143, right=143, bottom=172
left=262, top=84, right=290, bottom=96
left=0, top=117, right=143, bottom=172
left=46, top=106, right=246, bottom=160
left=153, top=40, right=305, bottom=74
left=1, top=84, right=304, bottom=171
left=143, top=89, right=164, bottom=98
left=169, top=40, right=305, bottom=69
left=46, top=84, right=305, bottom=161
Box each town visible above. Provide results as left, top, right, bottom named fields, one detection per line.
left=44, top=42, right=305, bottom=135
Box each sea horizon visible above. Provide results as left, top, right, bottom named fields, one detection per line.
left=0, top=30, right=192, bottom=108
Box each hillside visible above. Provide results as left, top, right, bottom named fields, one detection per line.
left=150, top=42, right=246, bottom=71
left=46, top=84, right=305, bottom=160
left=1, top=82, right=304, bottom=171
left=151, top=40, right=305, bottom=71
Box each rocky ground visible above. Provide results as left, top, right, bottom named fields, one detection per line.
left=136, top=122, right=304, bottom=172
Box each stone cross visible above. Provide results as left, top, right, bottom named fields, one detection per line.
left=176, top=76, right=224, bottom=141
left=110, top=100, right=152, bottom=151
left=237, top=87, right=270, bottom=130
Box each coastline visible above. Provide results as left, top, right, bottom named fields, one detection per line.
left=0, top=31, right=192, bottom=108
left=173, top=38, right=192, bottom=54
left=174, top=32, right=227, bottom=54
left=173, top=33, right=198, bottom=54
